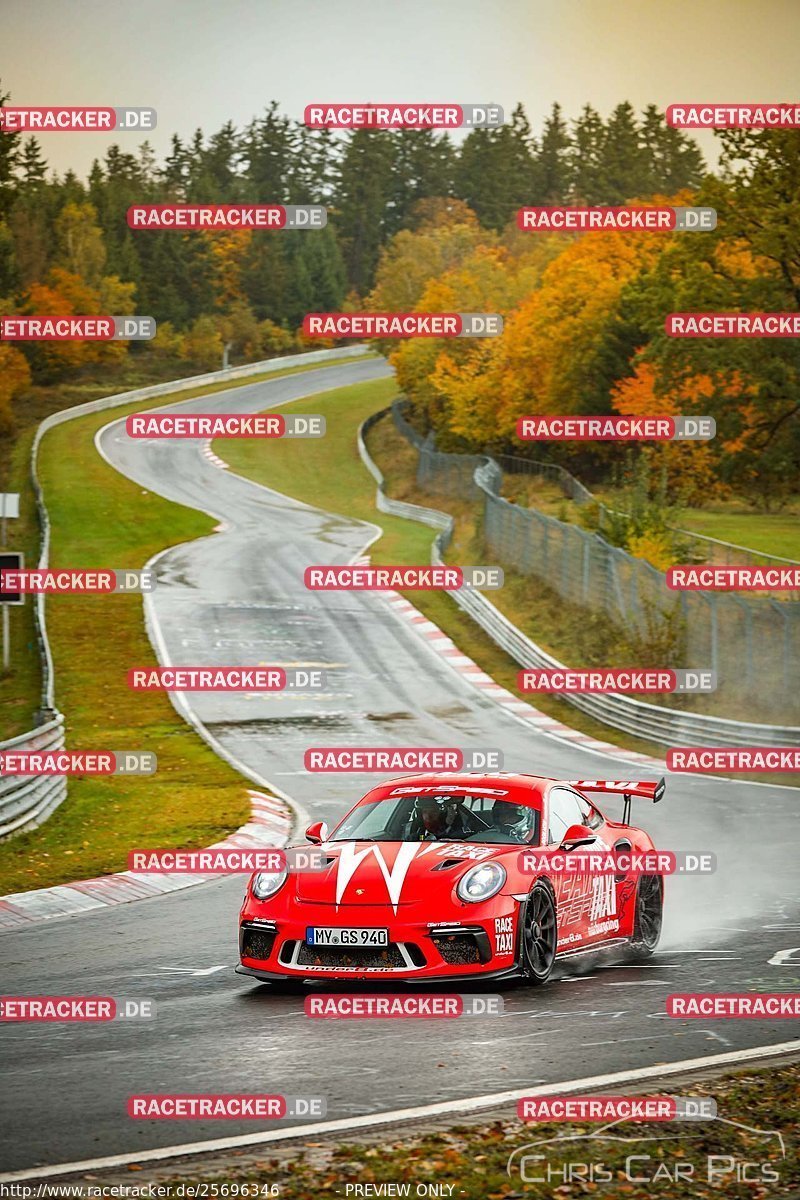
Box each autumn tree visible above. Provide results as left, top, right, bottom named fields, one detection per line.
left=0, top=342, right=31, bottom=433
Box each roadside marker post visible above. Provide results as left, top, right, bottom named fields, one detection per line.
left=0, top=549, right=24, bottom=672
left=0, top=492, right=19, bottom=548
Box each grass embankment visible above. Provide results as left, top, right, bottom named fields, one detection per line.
left=375, top=415, right=800, bottom=727
left=0, top=356, right=374, bottom=894
left=215, top=382, right=666, bottom=761
left=504, top=475, right=800, bottom=562
left=153, top=1063, right=799, bottom=1198
left=0, top=353, right=375, bottom=741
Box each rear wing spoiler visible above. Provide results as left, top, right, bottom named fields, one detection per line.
left=566, top=778, right=665, bottom=825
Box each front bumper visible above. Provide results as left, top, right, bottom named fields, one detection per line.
left=235, top=962, right=525, bottom=986
left=238, top=900, right=520, bottom=982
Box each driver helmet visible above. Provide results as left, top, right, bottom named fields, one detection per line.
left=491, top=799, right=531, bottom=837
left=415, top=796, right=444, bottom=835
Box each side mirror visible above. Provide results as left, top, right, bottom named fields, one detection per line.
left=560, top=824, right=596, bottom=851
left=305, top=820, right=329, bottom=845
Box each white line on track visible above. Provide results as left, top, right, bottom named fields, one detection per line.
left=3, top=1041, right=799, bottom=1183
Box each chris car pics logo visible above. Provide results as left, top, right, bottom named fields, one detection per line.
left=506, top=1113, right=786, bottom=1186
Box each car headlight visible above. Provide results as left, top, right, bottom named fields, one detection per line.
left=251, top=866, right=288, bottom=900
left=457, top=862, right=507, bottom=903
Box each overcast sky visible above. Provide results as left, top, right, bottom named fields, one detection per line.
left=3, top=0, right=799, bottom=178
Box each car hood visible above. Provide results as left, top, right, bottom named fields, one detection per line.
left=294, top=840, right=510, bottom=909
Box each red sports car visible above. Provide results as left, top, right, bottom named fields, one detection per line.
left=236, top=772, right=665, bottom=986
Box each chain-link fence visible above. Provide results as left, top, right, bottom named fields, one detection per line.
left=391, top=400, right=800, bottom=721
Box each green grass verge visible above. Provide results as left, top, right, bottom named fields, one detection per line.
left=0, top=355, right=374, bottom=894
left=0, top=353, right=376, bottom=741
left=505, top=476, right=800, bottom=562
left=675, top=502, right=800, bottom=560
left=157, top=1063, right=797, bottom=1198
left=215, top=382, right=667, bottom=761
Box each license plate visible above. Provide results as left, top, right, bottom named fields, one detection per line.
left=306, top=926, right=389, bottom=947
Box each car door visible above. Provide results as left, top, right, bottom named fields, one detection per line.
left=546, top=785, right=618, bottom=947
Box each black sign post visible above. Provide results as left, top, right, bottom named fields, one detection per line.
left=0, top=552, right=24, bottom=672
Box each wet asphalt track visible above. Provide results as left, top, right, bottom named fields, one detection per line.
left=1, top=358, right=799, bottom=1175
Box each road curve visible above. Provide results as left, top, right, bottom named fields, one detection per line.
left=1, top=358, right=798, bottom=1175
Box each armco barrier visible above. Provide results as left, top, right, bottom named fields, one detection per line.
left=359, top=405, right=800, bottom=749
left=0, top=715, right=66, bottom=838
left=395, top=402, right=800, bottom=703
left=2, top=346, right=370, bottom=839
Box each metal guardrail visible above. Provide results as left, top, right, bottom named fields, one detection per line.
left=393, top=402, right=800, bottom=704
left=494, top=451, right=800, bottom=570
left=0, top=715, right=66, bottom=838
left=395, top=402, right=800, bottom=570
left=360, top=404, right=800, bottom=749
left=3, top=345, right=372, bottom=840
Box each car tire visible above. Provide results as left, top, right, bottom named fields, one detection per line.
left=519, top=881, right=558, bottom=985
left=629, top=873, right=663, bottom=958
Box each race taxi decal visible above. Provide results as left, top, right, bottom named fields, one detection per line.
left=494, top=915, right=514, bottom=954
left=590, top=874, right=616, bottom=923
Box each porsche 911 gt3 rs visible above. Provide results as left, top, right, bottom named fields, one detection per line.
left=236, top=772, right=665, bottom=987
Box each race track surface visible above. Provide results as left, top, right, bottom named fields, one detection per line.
left=2, top=359, right=798, bottom=1175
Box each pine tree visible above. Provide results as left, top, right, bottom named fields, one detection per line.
left=202, top=121, right=242, bottom=201
left=0, top=82, right=21, bottom=217
left=570, top=105, right=606, bottom=203
left=162, top=135, right=189, bottom=197
left=454, top=108, right=536, bottom=230
left=289, top=126, right=339, bottom=203
left=536, top=102, right=573, bottom=203
left=601, top=102, right=649, bottom=201
left=241, top=102, right=294, bottom=203
left=388, top=129, right=455, bottom=234
left=639, top=105, right=705, bottom=194
left=18, top=138, right=47, bottom=190
left=333, top=129, right=395, bottom=292
left=453, top=128, right=500, bottom=225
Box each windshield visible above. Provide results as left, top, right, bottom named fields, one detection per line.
left=329, top=792, right=541, bottom=846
